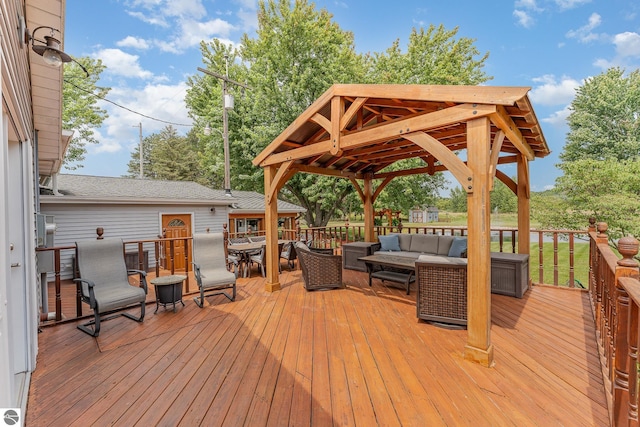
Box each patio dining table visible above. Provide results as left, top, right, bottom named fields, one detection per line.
left=227, top=240, right=290, bottom=277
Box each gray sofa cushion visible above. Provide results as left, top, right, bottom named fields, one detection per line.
left=437, top=235, right=455, bottom=255
left=393, top=233, right=412, bottom=252
left=409, top=234, right=439, bottom=254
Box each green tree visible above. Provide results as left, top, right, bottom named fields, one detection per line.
left=448, top=186, right=468, bottom=213
left=533, top=68, right=640, bottom=244
left=126, top=126, right=202, bottom=182
left=374, top=159, right=446, bottom=213
left=491, top=178, right=517, bottom=214
left=185, top=40, right=256, bottom=191
left=561, top=68, right=640, bottom=163
left=62, top=57, right=110, bottom=169
left=187, top=0, right=491, bottom=226
left=366, top=24, right=491, bottom=85
left=239, top=0, right=366, bottom=226
left=533, top=159, right=640, bottom=244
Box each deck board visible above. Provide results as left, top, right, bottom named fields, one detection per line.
left=28, top=267, right=610, bottom=426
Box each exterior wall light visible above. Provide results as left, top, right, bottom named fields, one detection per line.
left=25, top=25, right=89, bottom=76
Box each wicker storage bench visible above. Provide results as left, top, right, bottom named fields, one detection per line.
left=415, top=255, right=468, bottom=326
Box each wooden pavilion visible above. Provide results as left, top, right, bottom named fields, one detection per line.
left=252, top=84, right=550, bottom=367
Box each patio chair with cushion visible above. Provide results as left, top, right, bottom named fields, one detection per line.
left=280, top=241, right=297, bottom=270
left=295, top=242, right=344, bottom=291
left=192, top=232, right=237, bottom=307
left=74, top=238, right=148, bottom=337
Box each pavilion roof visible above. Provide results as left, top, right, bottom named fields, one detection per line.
left=253, top=84, right=549, bottom=179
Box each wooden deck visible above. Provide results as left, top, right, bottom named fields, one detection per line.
left=28, top=267, right=609, bottom=426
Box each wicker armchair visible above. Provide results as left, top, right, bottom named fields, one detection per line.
left=294, top=242, right=344, bottom=291
left=415, top=255, right=468, bottom=327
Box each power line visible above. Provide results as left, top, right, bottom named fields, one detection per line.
left=63, top=79, right=193, bottom=127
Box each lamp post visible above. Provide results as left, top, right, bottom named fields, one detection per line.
left=198, top=57, right=249, bottom=197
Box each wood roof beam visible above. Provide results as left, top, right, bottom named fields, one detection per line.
left=259, top=103, right=495, bottom=167
left=254, top=87, right=335, bottom=166
left=489, top=130, right=505, bottom=190
left=340, top=103, right=496, bottom=151
left=295, top=164, right=357, bottom=178
left=489, top=105, right=535, bottom=161
left=332, top=84, right=530, bottom=106
left=340, top=97, right=367, bottom=130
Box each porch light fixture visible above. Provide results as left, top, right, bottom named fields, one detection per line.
left=25, top=25, right=89, bottom=76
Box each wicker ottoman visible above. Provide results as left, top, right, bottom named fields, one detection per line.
left=415, top=256, right=468, bottom=326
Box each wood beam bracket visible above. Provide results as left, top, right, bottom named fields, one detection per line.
left=404, top=131, right=474, bottom=193
left=267, top=160, right=294, bottom=205
left=490, top=106, right=534, bottom=161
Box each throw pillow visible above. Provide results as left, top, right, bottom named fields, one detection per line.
left=448, top=237, right=468, bottom=257
left=378, top=234, right=401, bottom=251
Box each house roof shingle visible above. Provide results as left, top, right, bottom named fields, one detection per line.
left=41, top=174, right=305, bottom=213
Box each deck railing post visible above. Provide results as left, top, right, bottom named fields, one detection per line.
left=628, top=300, right=639, bottom=426
left=614, top=237, right=640, bottom=426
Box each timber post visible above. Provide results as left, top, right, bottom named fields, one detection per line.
left=463, top=116, right=494, bottom=367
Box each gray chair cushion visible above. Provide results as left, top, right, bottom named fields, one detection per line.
left=193, top=233, right=236, bottom=289
left=76, top=238, right=146, bottom=313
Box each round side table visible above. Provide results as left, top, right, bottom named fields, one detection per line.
left=150, top=275, right=187, bottom=313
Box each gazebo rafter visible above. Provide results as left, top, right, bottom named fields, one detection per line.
left=253, top=84, right=550, bottom=368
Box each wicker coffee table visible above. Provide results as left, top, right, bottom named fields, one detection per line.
left=358, top=254, right=416, bottom=295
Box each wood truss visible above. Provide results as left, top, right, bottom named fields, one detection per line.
left=253, top=84, right=549, bottom=367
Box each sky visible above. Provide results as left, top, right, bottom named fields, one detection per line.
left=63, top=0, right=640, bottom=193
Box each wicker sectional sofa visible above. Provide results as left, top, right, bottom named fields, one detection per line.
left=373, top=233, right=469, bottom=326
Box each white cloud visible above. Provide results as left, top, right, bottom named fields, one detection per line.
left=93, top=48, right=154, bottom=79
left=162, top=0, right=206, bottom=18
left=126, top=11, right=169, bottom=28
left=542, top=105, right=572, bottom=126
left=593, top=57, right=614, bottom=69
left=613, top=32, right=640, bottom=58
left=554, top=0, right=591, bottom=10
left=594, top=31, right=640, bottom=69
left=566, top=12, right=603, bottom=43
left=515, top=0, right=542, bottom=11
left=95, top=82, right=193, bottom=156
left=513, top=10, right=535, bottom=28
left=116, top=36, right=150, bottom=50
left=529, top=75, right=580, bottom=106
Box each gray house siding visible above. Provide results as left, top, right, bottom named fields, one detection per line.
left=40, top=203, right=229, bottom=279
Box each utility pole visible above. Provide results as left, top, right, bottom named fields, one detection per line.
left=134, top=122, right=143, bottom=178
left=198, top=57, right=249, bottom=196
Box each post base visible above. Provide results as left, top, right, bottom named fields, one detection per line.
left=464, top=343, right=495, bottom=367
left=265, top=281, right=281, bottom=292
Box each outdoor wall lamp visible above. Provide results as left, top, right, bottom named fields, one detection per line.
left=23, top=24, right=89, bottom=76
left=30, top=26, right=71, bottom=67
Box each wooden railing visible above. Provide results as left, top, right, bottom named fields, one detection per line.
left=38, top=222, right=589, bottom=324
left=589, top=221, right=640, bottom=426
